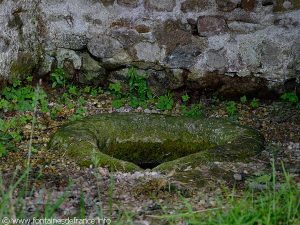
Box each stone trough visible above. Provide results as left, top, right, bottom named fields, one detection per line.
left=49, top=113, right=264, bottom=174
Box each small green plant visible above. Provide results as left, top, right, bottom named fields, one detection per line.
left=0, top=142, right=7, bottom=157
left=182, top=103, right=204, bottom=118
left=90, top=87, right=103, bottom=97
left=90, top=89, right=98, bottom=97
left=129, top=96, right=140, bottom=108
left=12, top=79, right=21, bottom=88
left=0, top=99, right=12, bottom=112
left=33, top=88, right=49, bottom=113
left=226, top=101, right=237, bottom=117
left=109, top=82, right=122, bottom=97
left=251, top=98, right=260, bottom=109
left=26, top=76, right=33, bottom=83
left=69, top=97, right=87, bottom=121
left=157, top=93, right=174, bottom=111
left=0, top=115, right=32, bottom=144
left=83, top=86, right=91, bottom=93
left=280, top=91, right=298, bottom=104
left=182, top=94, right=190, bottom=104
left=68, top=85, right=78, bottom=96
left=128, top=67, right=152, bottom=107
left=240, top=95, right=247, bottom=104
left=50, top=104, right=64, bottom=119
left=1, top=83, right=49, bottom=113
left=0, top=132, right=16, bottom=157
left=112, top=99, right=125, bottom=109
left=50, top=68, right=66, bottom=88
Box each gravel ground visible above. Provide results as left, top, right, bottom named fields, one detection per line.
left=0, top=92, right=299, bottom=224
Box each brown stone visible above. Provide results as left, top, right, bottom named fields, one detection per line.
left=241, top=0, right=256, bottom=11
left=117, top=0, right=139, bottom=8
left=63, top=60, right=76, bottom=79
left=135, top=24, right=151, bottom=33
left=181, top=0, right=210, bottom=12
left=110, top=18, right=131, bottom=29
left=188, top=73, right=271, bottom=99
left=216, top=0, right=238, bottom=12
left=101, top=0, right=115, bottom=7
left=197, top=16, right=227, bottom=37
left=144, top=0, right=176, bottom=12
left=155, top=20, right=192, bottom=54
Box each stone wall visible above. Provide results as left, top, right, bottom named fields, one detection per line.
left=1, top=0, right=300, bottom=96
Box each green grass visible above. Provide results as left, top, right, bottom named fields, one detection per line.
left=156, top=162, right=300, bottom=225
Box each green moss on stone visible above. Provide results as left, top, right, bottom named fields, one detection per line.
left=10, top=53, right=36, bottom=80
left=49, top=113, right=264, bottom=172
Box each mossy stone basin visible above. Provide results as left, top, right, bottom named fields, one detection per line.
left=49, top=113, right=264, bottom=172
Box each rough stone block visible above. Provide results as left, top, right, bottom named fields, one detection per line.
left=241, top=0, right=256, bottom=11
left=216, top=0, right=238, bottom=12
left=197, top=16, right=228, bottom=36
left=181, top=0, right=211, bottom=12
left=144, top=0, right=176, bottom=12
left=117, top=0, right=139, bottom=8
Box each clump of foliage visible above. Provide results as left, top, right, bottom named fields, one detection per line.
left=157, top=93, right=174, bottom=110
left=180, top=94, right=204, bottom=118
left=69, top=96, right=87, bottom=121
left=0, top=131, right=16, bottom=157
left=250, top=98, right=260, bottom=109
left=109, top=82, right=125, bottom=109
left=108, top=67, right=153, bottom=109
left=226, top=101, right=237, bottom=117
left=240, top=95, right=247, bottom=104
left=50, top=68, right=67, bottom=88
left=0, top=77, right=45, bottom=157
left=183, top=103, right=204, bottom=118
left=1, top=78, right=48, bottom=113
left=280, top=91, right=298, bottom=104
left=109, top=82, right=122, bottom=98
left=111, top=99, right=125, bottom=109
left=182, top=94, right=190, bottom=103
left=128, top=67, right=152, bottom=108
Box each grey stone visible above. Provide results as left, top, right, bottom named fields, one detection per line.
left=169, top=69, right=185, bottom=89
left=50, top=33, right=88, bottom=50
left=233, top=173, right=243, bottom=181
left=79, top=53, right=106, bottom=84
left=87, top=35, right=123, bottom=59
left=205, top=51, right=226, bottom=70
left=87, top=35, right=131, bottom=66
left=0, top=36, right=9, bottom=52
left=56, top=49, right=82, bottom=70
left=283, top=1, right=293, bottom=9
left=38, top=55, right=55, bottom=76
left=227, top=21, right=264, bottom=33
left=135, top=42, right=166, bottom=63
left=261, top=42, right=281, bottom=67
left=145, top=0, right=176, bottom=12
left=166, top=44, right=203, bottom=69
